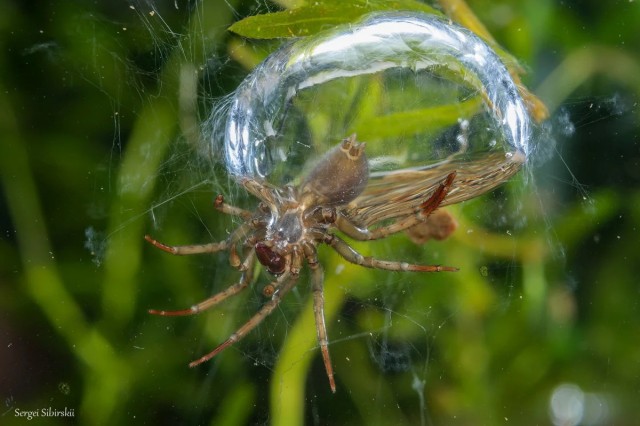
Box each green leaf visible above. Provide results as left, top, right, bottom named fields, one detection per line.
left=353, top=96, right=483, bottom=141
left=228, top=0, right=441, bottom=39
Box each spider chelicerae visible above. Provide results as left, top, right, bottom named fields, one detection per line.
left=145, top=134, right=457, bottom=392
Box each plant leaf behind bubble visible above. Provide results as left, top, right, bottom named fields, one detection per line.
left=353, top=96, right=483, bottom=142
left=228, top=0, right=441, bottom=39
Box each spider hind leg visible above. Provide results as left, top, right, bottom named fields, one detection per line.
left=148, top=253, right=257, bottom=317
left=188, top=269, right=298, bottom=368
left=335, top=171, right=457, bottom=241
left=309, top=262, right=336, bottom=393
left=325, top=233, right=458, bottom=272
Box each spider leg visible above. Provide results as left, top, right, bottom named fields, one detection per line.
left=335, top=171, right=456, bottom=241
left=300, top=239, right=336, bottom=391
left=309, top=260, right=336, bottom=393
left=228, top=243, right=243, bottom=269
left=145, top=234, right=228, bottom=255
left=188, top=267, right=300, bottom=368
left=214, top=194, right=253, bottom=220
left=324, top=233, right=458, bottom=272
left=148, top=253, right=257, bottom=316
left=145, top=222, right=253, bottom=267
left=302, top=241, right=336, bottom=393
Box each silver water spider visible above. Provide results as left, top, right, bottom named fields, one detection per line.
left=145, top=134, right=457, bottom=392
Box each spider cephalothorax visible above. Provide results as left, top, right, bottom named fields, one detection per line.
left=145, top=134, right=457, bottom=392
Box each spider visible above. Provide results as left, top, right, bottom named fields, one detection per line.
left=145, top=134, right=458, bottom=393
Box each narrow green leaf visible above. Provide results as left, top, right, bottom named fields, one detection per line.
left=228, top=4, right=362, bottom=39
left=229, top=0, right=441, bottom=39
left=353, top=96, right=482, bottom=141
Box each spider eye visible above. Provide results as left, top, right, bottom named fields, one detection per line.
left=255, top=242, right=286, bottom=275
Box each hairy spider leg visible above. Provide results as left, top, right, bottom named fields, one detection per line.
left=214, top=194, right=253, bottom=220
left=145, top=211, right=261, bottom=316
left=189, top=267, right=300, bottom=368
left=148, top=252, right=257, bottom=317
left=300, top=240, right=336, bottom=391
left=145, top=190, right=261, bottom=256
left=309, top=260, right=336, bottom=393
left=324, top=233, right=459, bottom=272
left=145, top=219, right=255, bottom=266
left=335, top=171, right=457, bottom=240
left=144, top=234, right=228, bottom=255
left=228, top=242, right=243, bottom=268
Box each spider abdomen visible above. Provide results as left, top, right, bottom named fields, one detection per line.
left=300, top=135, right=369, bottom=206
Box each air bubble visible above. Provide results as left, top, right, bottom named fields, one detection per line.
left=215, top=11, right=532, bottom=205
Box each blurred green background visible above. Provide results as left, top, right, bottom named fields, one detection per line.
left=1, top=0, right=639, bottom=425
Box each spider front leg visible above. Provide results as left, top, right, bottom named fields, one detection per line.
left=145, top=196, right=255, bottom=255
left=144, top=219, right=253, bottom=256
left=214, top=194, right=253, bottom=220
left=144, top=234, right=229, bottom=255
left=146, top=220, right=255, bottom=270
left=335, top=171, right=456, bottom=241
left=324, top=233, right=458, bottom=272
